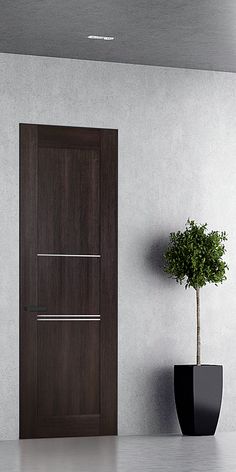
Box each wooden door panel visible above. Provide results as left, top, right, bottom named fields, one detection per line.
left=38, top=125, right=101, bottom=150
left=38, top=147, right=100, bottom=254
left=37, top=321, right=100, bottom=416
left=37, top=257, right=100, bottom=314
left=20, top=124, right=117, bottom=439
left=37, top=415, right=100, bottom=438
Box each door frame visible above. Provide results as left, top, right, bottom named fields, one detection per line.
left=19, top=123, right=118, bottom=438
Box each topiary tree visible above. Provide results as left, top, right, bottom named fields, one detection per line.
left=164, top=219, right=228, bottom=365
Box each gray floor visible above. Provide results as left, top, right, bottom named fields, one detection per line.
left=1, top=433, right=236, bottom=472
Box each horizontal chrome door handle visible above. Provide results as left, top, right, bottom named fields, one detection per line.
left=37, top=318, right=101, bottom=322
left=37, top=314, right=100, bottom=317
left=37, top=254, right=101, bottom=258
left=37, top=314, right=100, bottom=321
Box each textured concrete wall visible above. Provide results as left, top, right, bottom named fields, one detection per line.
left=1, top=53, right=236, bottom=439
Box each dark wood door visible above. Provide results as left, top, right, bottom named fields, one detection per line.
left=20, top=124, right=117, bottom=439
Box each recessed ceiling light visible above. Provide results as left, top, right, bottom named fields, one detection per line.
left=88, top=35, right=114, bottom=41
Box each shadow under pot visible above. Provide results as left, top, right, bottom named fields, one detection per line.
left=174, top=364, right=223, bottom=436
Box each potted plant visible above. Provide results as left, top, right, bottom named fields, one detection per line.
left=164, top=219, right=228, bottom=435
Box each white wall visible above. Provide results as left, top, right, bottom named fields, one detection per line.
left=1, top=52, right=236, bottom=439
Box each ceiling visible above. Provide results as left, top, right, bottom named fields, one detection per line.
left=1, top=0, right=236, bottom=72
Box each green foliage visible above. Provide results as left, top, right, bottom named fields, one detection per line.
left=164, top=220, right=228, bottom=289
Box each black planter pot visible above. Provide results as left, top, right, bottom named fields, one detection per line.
left=174, top=365, right=223, bottom=436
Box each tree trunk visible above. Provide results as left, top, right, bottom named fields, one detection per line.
left=196, top=288, right=201, bottom=365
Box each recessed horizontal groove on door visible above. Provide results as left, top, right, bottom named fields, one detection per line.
left=37, top=254, right=101, bottom=258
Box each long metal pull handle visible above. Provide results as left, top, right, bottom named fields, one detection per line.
left=37, top=318, right=100, bottom=321
left=37, top=254, right=101, bottom=258
left=37, top=314, right=100, bottom=321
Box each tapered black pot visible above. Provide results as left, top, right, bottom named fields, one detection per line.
left=174, top=365, right=223, bottom=436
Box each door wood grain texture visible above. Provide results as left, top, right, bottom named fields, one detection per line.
left=20, top=124, right=118, bottom=438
